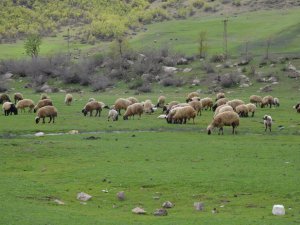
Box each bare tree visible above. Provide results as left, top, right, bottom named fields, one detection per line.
left=198, top=31, right=208, bottom=59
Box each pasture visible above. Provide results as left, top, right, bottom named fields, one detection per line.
left=0, top=82, right=300, bottom=225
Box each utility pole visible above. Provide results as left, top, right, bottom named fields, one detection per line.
left=223, top=18, right=228, bottom=59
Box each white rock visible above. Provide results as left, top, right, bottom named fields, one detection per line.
left=54, top=199, right=65, bottom=205
left=162, top=66, right=178, bottom=73
left=162, top=201, right=174, bottom=208
left=77, top=192, right=92, bottom=201
left=183, top=68, right=192, bottom=73
left=157, top=114, right=167, bottom=119
left=68, top=130, right=79, bottom=134
left=194, top=202, right=204, bottom=211
left=35, top=132, right=45, bottom=137
left=132, top=207, right=146, bottom=214
left=272, top=204, right=285, bottom=215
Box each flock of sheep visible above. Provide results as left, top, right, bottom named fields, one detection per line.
left=1, top=90, right=298, bottom=135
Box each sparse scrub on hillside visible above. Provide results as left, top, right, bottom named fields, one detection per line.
left=201, top=62, right=215, bottom=73
left=192, top=0, right=205, bottom=9
left=220, top=72, right=241, bottom=88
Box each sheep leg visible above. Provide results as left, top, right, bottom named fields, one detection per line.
left=48, top=117, right=52, bottom=123
left=53, top=117, right=55, bottom=123
left=265, top=124, right=267, bottom=132
left=252, top=112, right=254, bottom=117
left=42, top=118, right=45, bottom=123
left=90, top=111, right=93, bottom=117
left=269, top=125, right=271, bottom=132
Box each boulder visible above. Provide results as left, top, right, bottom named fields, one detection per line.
left=153, top=208, right=168, bottom=216
left=77, top=192, right=92, bottom=201
left=117, top=191, right=125, bottom=201
left=272, top=204, right=285, bottom=216
left=194, top=202, right=204, bottom=211
left=132, top=207, right=146, bottom=214
left=162, top=66, right=178, bottom=73
left=162, top=201, right=174, bottom=208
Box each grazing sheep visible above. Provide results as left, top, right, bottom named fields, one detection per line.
left=186, top=92, right=200, bottom=102
left=0, top=93, right=11, bottom=104
left=207, top=111, right=240, bottom=135
left=88, top=98, right=96, bottom=102
left=165, top=106, right=181, bottom=123
left=263, top=115, right=272, bottom=132
left=249, top=95, right=262, bottom=106
left=143, top=100, right=154, bottom=114
left=64, top=93, right=73, bottom=105
left=162, top=101, right=180, bottom=113
left=82, top=101, right=102, bottom=117
left=261, top=95, right=274, bottom=108
left=156, top=95, right=166, bottom=108
left=167, top=103, right=190, bottom=114
left=246, top=103, right=256, bottom=117
left=273, top=97, right=280, bottom=107
left=2, top=102, right=18, bottom=116
left=114, top=98, right=132, bottom=115
left=16, top=99, right=35, bottom=113
left=172, top=106, right=197, bottom=124
left=40, top=93, right=49, bottom=100
left=188, top=100, right=202, bottom=116
left=216, top=92, right=225, bottom=101
left=123, top=103, right=144, bottom=120
left=108, top=109, right=118, bottom=121
left=226, top=99, right=245, bottom=111
left=35, top=106, right=58, bottom=124
left=127, top=97, right=139, bottom=104
left=212, top=98, right=228, bottom=111
left=294, top=103, right=300, bottom=113
left=200, top=97, right=213, bottom=110
left=214, top=105, right=233, bottom=118
left=14, top=92, right=23, bottom=104
left=235, top=104, right=249, bottom=117
left=191, top=96, right=201, bottom=101
left=34, top=99, right=53, bottom=113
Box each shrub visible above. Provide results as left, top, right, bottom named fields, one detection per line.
left=128, top=78, right=144, bottom=89
left=220, top=73, right=240, bottom=88
left=137, top=84, right=152, bottom=93
left=192, top=0, right=205, bottom=8
left=201, top=62, right=215, bottom=73
left=210, top=54, right=225, bottom=63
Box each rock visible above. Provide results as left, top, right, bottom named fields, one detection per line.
left=4, top=72, right=13, bottom=79
left=77, top=192, right=92, bottom=201
left=153, top=208, right=168, bottom=216
left=260, top=84, right=273, bottom=92
left=162, top=66, right=178, bottom=73
left=162, top=201, right=174, bottom=208
left=35, top=132, right=45, bottom=137
left=194, top=202, right=204, bottom=211
left=54, top=199, right=65, bottom=205
left=183, top=68, right=192, bottom=73
left=132, top=207, right=146, bottom=214
left=177, top=57, right=188, bottom=65
left=239, top=83, right=250, bottom=88
left=24, top=83, right=33, bottom=88
left=272, top=204, right=285, bottom=215
left=117, top=191, right=125, bottom=201
left=68, top=130, right=79, bottom=134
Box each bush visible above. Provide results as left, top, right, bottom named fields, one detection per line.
left=210, top=54, right=225, bottom=63
left=192, top=0, right=205, bottom=8
left=220, top=73, right=240, bottom=88
left=128, top=78, right=144, bottom=89
left=137, top=84, right=152, bottom=93
left=201, top=62, right=215, bottom=73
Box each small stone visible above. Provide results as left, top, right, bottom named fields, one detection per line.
left=77, top=192, right=92, bottom=201
left=54, top=199, right=65, bottom=205
left=194, top=202, right=204, bottom=211
left=272, top=204, right=285, bottom=215
left=153, top=208, right=168, bottom=216
left=35, top=132, right=45, bottom=137
left=162, top=201, right=174, bottom=208
left=68, top=130, right=79, bottom=134
left=132, top=207, right=146, bottom=214
left=117, top=191, right=125, bottom=201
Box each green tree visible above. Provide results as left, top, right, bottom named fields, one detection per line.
left=24, top=34, right=42, bottom=58
left=198, top=31, right=208, bottom=59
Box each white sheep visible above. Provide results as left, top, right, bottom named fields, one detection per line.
left=16, top=99, right=35, bottom=113
left=64, top=93, right=73, bottom=105
left=35, top=106, right=58, bottom=124
left=188, top=100, right=202, bottom=116
left=273, top=97, right=280, bottom=107
left=263, top=115, right=272, bottom=132
left=172, top=106, right=197, bottom=124
left=123, top=103, right=144, bottom=120
left=107, top=109, right=119, bottom=121
left=200, top=97, right=213, bottom=110
left=213, top=105, right=233, bottom=118
left=207, top=111, right=240, bottom=135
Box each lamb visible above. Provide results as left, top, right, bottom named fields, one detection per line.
left=200, top=97, right=213, bottom=110
left=13, top=92, right=23, bottom=104
left=127, top=97, right=139, bottom=104
left=188, top=100, right=202, bottom=116
left=207, top=111, right=240, bottom=135
left=16, top=99, right=35, bottom=113
left=261, top=95, right=274, bottom=108
left=156, top=95, right=166, bottom=108
left=33, top=99, right=53, bottom=113
left=214, top=105, right=233, bottom=118
left=212, top=98, right=228, bottom=111
left=162, top=101, right=180, bottom=113
left=123, top=103, right=144, bottom=120
left=172, top=106, right=197, bottom=124
left=186, top=91, right=200, bottom=102
left=64, top=93, right=73, bottom=105
left=0, top=93, right=11, bottom=104
left=226, top=99, right=245, bottom=111
left=35, top=106, right=58, bottom=124
left=216, top=92, right=225, bottom=101
left=143, top=100, right=154, bottom=114
left=246, top=103, right=256, bottom=117
left=263, top=115, right=272, bottom=132
left=82, top=101, right=102, bottom=117
left=113, top=98, right=132, bottom=115
left=273, top=97, right=280, bottom=107
left=235, top=104, right=249, bottom=117
left=2, top=102, right=18, bottom=116
left=249, top=95, right=262, bottom=106
left=107, top=109, right=118, bottom=121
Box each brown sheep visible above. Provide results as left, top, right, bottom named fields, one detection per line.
left=82, top=101, right=102, bottom=117
left=188, top=100, right=202, bottom=116
left=212, top=98, right=228, bottom=111
left=295, top=103, right=300, bottom=113
left=261, top=95, right=274, bottom=108
left=226, top=99, right=245, bottom=111
left=235, top=104, right=249, bottom=117
left=35, top=106, right=58, bottom=124
left=249, top=95, right=262, bottom=106
left=207, top=111, right=240, bottom=135
left=156, top=96, right=166, bottom=108
left=172, top=106, right=197, bottom=124
left=123, top=103, right=144, bottom=120
left=143, top=100, right=154, bottom=114
left=14, top=92, right=23, bottom=104
left=127, top=97, right=139, bottom=104
left=246, top=103, right=256, bottom=117
left=40, top=93, right=49, bottom=100
left=216, top=92, right=225, bottom=101
left=0, top=93, right=11, bottom=104
left=2, top=102, right=18, bottom=116
left=16, top=99, right=35, bottom=113
left=200, top=97, right=213, bottom=110
left=186, top=92, right=200, bottom=102
left=114, top=98, right=132, bottom=115
left=214, top=105, right=233, bottom=118
left=33, top=99, right=53, bottom=113
left=162, top=101, right=180, bottom=113
left=64, top=93, right=73, bottom=105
